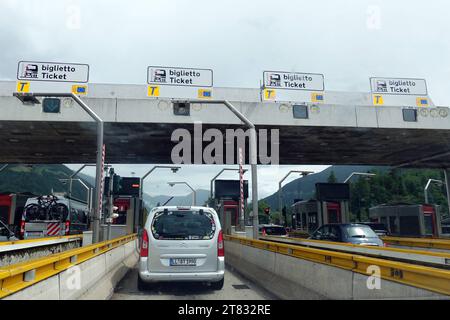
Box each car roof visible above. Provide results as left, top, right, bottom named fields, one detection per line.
left=260, top=224, right=285, bottom=227
left=322, top=223, right=370, bottom=227
left=151, top=206, right=213, bottom=211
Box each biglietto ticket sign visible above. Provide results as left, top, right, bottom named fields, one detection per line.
left=17, top=61, right=89, bottom=83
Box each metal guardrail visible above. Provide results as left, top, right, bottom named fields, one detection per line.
left=261, top=235, right=450, bottom=268
left=382, top=236, right=450, bottom=250
left=0, top=233, right=137, bottom=299
left=0, top=235, right=82, bottom=246
left=225, top=235, right=450, bottom=296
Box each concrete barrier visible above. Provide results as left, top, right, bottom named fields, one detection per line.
left=3, top=239, right=138, bottom=300
left=225, top=240, right=449, bottom=300
left=0, top=237, right=81, bottom=267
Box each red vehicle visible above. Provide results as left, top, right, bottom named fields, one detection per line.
left=0, top=193, right=34, bottom=237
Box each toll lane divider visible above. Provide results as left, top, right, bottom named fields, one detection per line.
left=0, top=233, right=137, bottom=299
left=0, top=234, right=82, bottom=246
left=381, top=236, right=450, bottom=251
left=261, top=235, right=450, bottom=267
left=224, top=235, right=450, bottom=296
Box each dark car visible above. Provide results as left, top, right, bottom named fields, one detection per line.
left=309, top=223, right=384, bottom=246
left=358, top=222, right=389, bottom=237
left=259, top=224, right=288, bottom=237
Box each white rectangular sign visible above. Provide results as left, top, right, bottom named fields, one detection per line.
left=370, top=77, right=427, bottom=95
left=17, top=61, right=89, bottom=83
left=147, top=66, right=213, bottom=87
left=263, top=71, right=324, bottom=91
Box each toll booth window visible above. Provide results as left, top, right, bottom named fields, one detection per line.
left=389, top=216, right=397, bottom=234
left=423, top=215, right=434, bottom=235
left=0, top=206, right=9, bottom=225
left=402, top=108, right=417, bottom=122
left=399, top=216, right=421, bottom=236
left=151, top=210, right=216, bottom=240
left=293, top=104, right=309, bottom=119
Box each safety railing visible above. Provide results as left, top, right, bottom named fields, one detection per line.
left=260, top=235, right=450, bottom=267
left=0, top=234, right=82, bottom=246
left=381, top=236, right=450, bottom=250
left=225, top=235, right=450, bottom=296
left=0, top=233, right=137, bottom=299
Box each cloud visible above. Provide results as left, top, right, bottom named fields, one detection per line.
left=0, top=0, right=449, bottom=104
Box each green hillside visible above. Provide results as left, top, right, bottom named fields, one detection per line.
left=0, top=164, right=92, bottom=201
left=259, top=165, right=449, bottom=223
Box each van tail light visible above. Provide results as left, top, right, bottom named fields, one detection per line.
left=217, top=230, right=224, bottom=257
left=20, top=220, right=25, bottom=239
left=65, top=221, right=70, bottom=235
left=262, top=228, right=267, bottom=237
left=140, top=229, right=149, bottom=257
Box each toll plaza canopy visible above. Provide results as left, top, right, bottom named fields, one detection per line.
left=1, top=81, right=450, bottom=168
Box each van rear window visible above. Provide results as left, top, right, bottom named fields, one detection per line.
left=151, top=210, right=216, bottom=240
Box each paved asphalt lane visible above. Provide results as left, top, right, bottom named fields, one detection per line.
left=112, top=265, right=277, bottom=300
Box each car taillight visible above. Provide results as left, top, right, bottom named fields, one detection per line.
left=140, top=229, right=149, bottom=257
left=20, top=220, right=25, bottom=238
left=217, top=230, right=224, bottom=257
left=262, top=229, right=267, bottom=236
left=65, top=221, right=70, bottom=235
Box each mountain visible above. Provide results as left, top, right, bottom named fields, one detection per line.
left=0, top=164, right=93, bottom=201
left=262, top=165, right=389, bottom=210
left=143, top=189, right=210, bottom=209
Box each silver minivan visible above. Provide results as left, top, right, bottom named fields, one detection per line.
left=138, top=206, right=225, bottom=290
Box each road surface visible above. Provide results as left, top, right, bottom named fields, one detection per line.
left=112, top=265, right=277, bottom=300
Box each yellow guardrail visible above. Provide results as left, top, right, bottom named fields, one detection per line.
left=0, top=234, right=82, bottom=246
left=382, top=236, right=450, bottom=250
left=0, top=233, right=137, bottom=299
left=225, top=235, right=450, bottom=296
left=263, top=235, right=450, bottom=260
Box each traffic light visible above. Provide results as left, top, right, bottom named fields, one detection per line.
left=119, top=177, right=140, bottom=196
left=113, top=174, right=122, bottom=194
left=104, top=176, right=140, bottom=196
left=264, top=207, right=270, bottom=215
left=42, top=98, right=61, bottom=113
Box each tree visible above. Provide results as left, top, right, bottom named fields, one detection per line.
left=327, top=171, right=337, bottom=183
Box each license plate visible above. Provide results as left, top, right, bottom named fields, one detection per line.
left=170, top=258, right=196, bottom=266
left=26, top=231, right=43, bottom=238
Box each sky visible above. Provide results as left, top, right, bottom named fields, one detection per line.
left=2, top=0, right=450, bottom=197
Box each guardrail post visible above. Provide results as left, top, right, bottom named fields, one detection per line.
left=24, top=269, right=36, bottom=282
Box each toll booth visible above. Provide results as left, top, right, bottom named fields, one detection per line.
left=291, top=183, right=350, bottom=233
left=369, top=203, right=442, bottom=237
left=101, top=176, right=141, bottom=240
left=221, top=200, right=239, bottom=235
left=214, top=179, right=248, bottom=235
left=292, top=199, right=349, bottom=233
left=442, top=217, right=450, bottom=235
left=100, top=196, right=139, bottom=240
